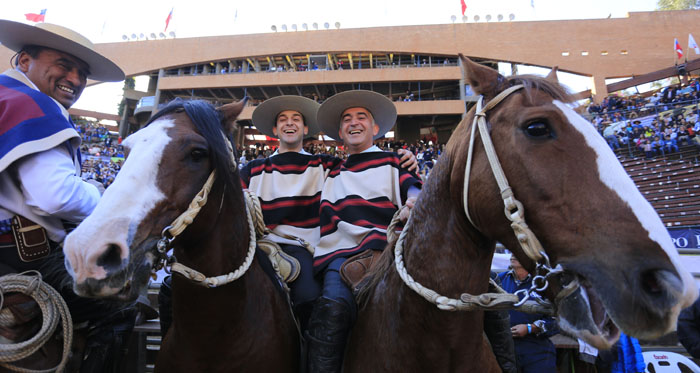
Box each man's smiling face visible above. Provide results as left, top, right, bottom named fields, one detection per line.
left=273, top=110, right=308, bottom=148
left=18, top=47, right=89, bottom=109
left=338, top=107, right=379, bottom=154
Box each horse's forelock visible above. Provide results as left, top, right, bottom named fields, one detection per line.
left=156, top=100, right=238, bottom=193
left=506, top=74, right=574, bottom=105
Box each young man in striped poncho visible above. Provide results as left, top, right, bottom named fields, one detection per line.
left=307, top=90, right=423, bottom=372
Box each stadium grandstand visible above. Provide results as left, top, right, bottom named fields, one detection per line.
left=3, top=9, right=700, bottom=370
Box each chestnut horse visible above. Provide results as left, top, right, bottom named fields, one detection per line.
left=62, top=99, right=299, bottom=372
left=343, top=56, right=698, bottom=372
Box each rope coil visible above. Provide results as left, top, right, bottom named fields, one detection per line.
left=0, top=272, right=72, bottom=373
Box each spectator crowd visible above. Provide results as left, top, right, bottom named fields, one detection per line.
left=586, top=78, right=700, bottom=159
left=74, top=120, right=124, bottom=188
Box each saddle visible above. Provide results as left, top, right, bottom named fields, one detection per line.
left=339, top=249, right=383, bottom=291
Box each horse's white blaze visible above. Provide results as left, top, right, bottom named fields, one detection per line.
left=553, top=100, right=698, bottom=309
left=64, top=118, right=175, bottom=284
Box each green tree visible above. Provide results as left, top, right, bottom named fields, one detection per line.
left=117, top=77, right=136, bottom=117
left=657, top=0, right=700, bottom=10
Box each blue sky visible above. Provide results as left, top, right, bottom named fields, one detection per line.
left=3, top=0, right=661, bottom=115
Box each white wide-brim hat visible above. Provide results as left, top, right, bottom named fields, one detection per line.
left=252, top=96, right=321, bottom=139
left=317, top=90, right=397, bottom=141
left=0, top=20, right=124, bottom=82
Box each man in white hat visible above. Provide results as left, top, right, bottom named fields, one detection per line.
left=237, top=95, right=416, bottom=336
left=0, top=20, right=134, bottom=370
left=306, top=90, right=422, bottom=372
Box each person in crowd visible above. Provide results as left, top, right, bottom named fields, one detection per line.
left=679, top=296, right=700, bottom=359
left=498, top=255, right=559, bottom=373
left=0, top=20, right=139, bottom=371
left=307, top=90, right=423, bottom=372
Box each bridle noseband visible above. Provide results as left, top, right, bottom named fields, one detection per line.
left=153, top=134, right=257, bottom=288
left=394, top=85, right=579, bottom=313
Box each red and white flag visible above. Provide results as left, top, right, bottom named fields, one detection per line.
left=675, top=38, right=684, bottom=59
left=164, top=8, right=174, bottom=32
left=25, top=9, right=46, bottom=22
left=460, top=0, right=467, bottom=16
left=689, top=33, right=700, bottom=54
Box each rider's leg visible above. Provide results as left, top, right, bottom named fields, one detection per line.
left=281, top=244, right=321, bottom=333
left=306, top=257, right=356, bottom=373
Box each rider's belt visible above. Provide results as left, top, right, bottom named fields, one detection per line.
left=10, top=215, right=51, bottom=262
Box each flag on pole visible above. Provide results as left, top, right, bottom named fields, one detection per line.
left=675, top=38, right=684, bottom=59
left=25, top=9, right=46, bottom=22
left=460, top=0, right=467, bottom=16
left=164, top=8, right=174, bottom=32
left=689, top=33, right=700, bottom=54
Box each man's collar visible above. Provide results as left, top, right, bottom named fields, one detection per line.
left=359, top=145, right=382, bottom=153
left=4, top=69, right=39, bottom=90
left=271, top=148, right=311, bottom=156
left=508, top=270, right=531, bottom=285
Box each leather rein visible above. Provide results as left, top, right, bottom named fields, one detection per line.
left=393, top=85, right=579, bottom=314
left=152, top=135, right=257, bottom=288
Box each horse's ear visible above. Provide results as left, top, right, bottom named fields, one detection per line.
left=459, top=54, right=508, bottom=99
left=218, top=98, right=248, bottom=135
left=546, top=66, right=559, bottom=83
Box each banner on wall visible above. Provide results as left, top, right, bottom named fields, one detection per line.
left=669, top=227, right=700, bottom=249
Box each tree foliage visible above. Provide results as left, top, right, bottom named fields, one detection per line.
left=657, top=0, right=700, bottom=10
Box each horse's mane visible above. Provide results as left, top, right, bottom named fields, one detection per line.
left=356, top=74, right=573, bottom=307
left=506, top=74, right=574, bottom=104
left=146, top=99, right=239, bottom=193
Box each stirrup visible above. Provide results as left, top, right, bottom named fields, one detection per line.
left=257, top=239, right=301, bottom=283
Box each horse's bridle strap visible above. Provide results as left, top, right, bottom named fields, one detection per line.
left=155, top=133, right=256, bottom=288
left=392, top=84, right=567, bottom=314
left=463, top=84, right=545, bottom=264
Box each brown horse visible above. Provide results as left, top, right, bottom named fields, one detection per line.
left=62, top=99, right=299, bottom=372
left=343, top=56, right=698, bottom=372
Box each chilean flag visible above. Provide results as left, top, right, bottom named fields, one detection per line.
left=675, top=38, right=684, bottom=59
left=164, top=8, right=173, bottom=32
left=460, top=0, right=467, bottom=16
left=25, top=9, right=46, bottom=23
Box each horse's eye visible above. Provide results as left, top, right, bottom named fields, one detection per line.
left=190, top=149, right=208, bottom=162
left=524, top=121, right=553, bottom=138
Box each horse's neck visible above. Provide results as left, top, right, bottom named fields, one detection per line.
left=174, top=184, right=250, bottom=279
left=400, top=159, right=494, bottom=299
left=170, top=186, right=256, bottom=317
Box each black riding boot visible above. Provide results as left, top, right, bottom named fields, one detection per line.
left=306, top=296, right=352, bottom=373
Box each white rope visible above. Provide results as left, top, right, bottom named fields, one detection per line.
left=392, top=215, right=553, bottom=314
left=0, top=272, right=72, bottom=373
left=169, top=196, right=257, bottom=288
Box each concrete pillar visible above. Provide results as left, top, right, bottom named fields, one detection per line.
left=395, top=120, right=420, bottom=144
left=151, top=69, right=166, bottom=117
left=591, top=75, right=608, bottom=104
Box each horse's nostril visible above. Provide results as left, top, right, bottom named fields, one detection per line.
left=640, top=269, right=683, bottom=310
left=641, top=270, right=663, bottom=294
left=97, top=243, right=124, bottom=273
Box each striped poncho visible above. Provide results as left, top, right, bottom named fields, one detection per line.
left=240, top=151, right=342, bottom=250
left=313, top=150, right=422, bottom=271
